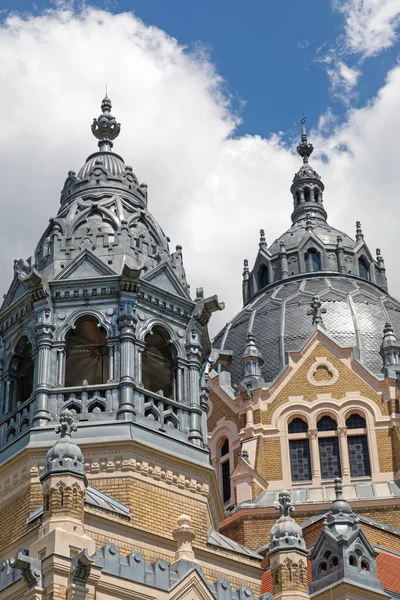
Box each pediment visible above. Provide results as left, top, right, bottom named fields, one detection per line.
left=54, top=250, right=117, bottom=281
left=142, top=262, right=190, bottom=299
left=1, top=277, right=29, bottom=310
left=168, top=566, right=215, bottom=600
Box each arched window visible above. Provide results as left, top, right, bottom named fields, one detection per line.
left=314, top=187, right=320, bottom=202
left=305, top=249, right=321, bottom=273
left=9, top=337, right=34, bottom=409
left=317, top=416, right=341, bottom=479
left=346, top=413, right=371, bottom=478
left=358, top=256, right=370, bottom=280
left=142, top=326, right=176, bottom=398
left=288, top=417, right=311, bottom=482
left=219, top=438, right=231, bottom=504
left=296, top=191, right=301, bottom=206
left=258, top=264, right=269, bottom=289
left=65, top=318, right=109, bottom=387
left=304, top=187, right=311, bottom=202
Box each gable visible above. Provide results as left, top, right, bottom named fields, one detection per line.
left=54, top=250, right=117, bottom=281
left=1, top=279, right=28, bottom=310
left=142, top=262, right=189, bottom=299
left=258, top=340, right=387, bottom=425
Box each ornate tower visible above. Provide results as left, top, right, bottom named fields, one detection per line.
left=268, top=490, right=308, bottom=600
left=0, top=95, right=223, bottom=451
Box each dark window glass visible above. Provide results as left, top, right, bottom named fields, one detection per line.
left=65, top=319, right=109, bottom=387
left=319, top=437, right=341, bottom=479
left=221, top=439, right=229, bottom=457
left=258, top=264, right=269, bottom=289
left=348, top=435, right=371, bottom=478
left=222, top=460, right=231, bottom=503
left=142, top=326, right=176, bottom=398
left=317, top=415, right=337, bottom=431
left=288, top=417, right=308, bottom=434
left=346, top=414, right=366, bottom=429
left=358, top=257, right=370, bottom=280
left=289, top=439, right=312, bottom=482
left=305, top=249, right=321, bottom=273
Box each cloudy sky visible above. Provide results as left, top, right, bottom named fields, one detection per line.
left=0, top=0, right=400, bottom=335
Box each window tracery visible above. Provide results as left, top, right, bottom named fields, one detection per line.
left=142, top=326, right=177, bottom=399
left=65, top=318, right=109, bottom=387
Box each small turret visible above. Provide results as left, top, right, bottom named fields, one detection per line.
left=380, top=322, right=400, bottom=377
left=240, top=331, right=264, bottom=388
left=309, top=478, right=385, bottom=597
left=268, top=490, right=308, bottom=600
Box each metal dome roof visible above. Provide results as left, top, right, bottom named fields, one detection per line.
left=214, top=273, right=400, bottom=385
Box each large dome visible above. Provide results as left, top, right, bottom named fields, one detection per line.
left=213, top=121, right=394, bottom=385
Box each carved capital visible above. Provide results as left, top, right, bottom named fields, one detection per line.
left=337, top=426, right=347, bottom=438
left=308, top=428, right=318, bottom=440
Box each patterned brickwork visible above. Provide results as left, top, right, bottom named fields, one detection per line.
left=208, top=390, right=241, bottom=433
left=376, top=429, right=396, bottom=473
left=43, top=484, right=85, bottom=521
left=0, top=482, right=42, bottom=555
left=271, top=559, right=307, bottom=594
left=261, top=343, right=387, bottom=424
left=392, top=426, right=400, bottom=472
left=257, top=438, right=283, bottom=481
left=89, top=476, right=211, bottom=548
left=44, top=583, right=67, bottom=600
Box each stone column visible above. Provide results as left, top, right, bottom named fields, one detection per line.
left=280, top=242, right=289, bottom=279
left=308, top=429, right=321, bottom=482
left=245, top=400, right=254, bottom=428
left=337, top=427, right=350, bottom=480
left=55, top=346, right=65, bottom=387
left=34, top=307, right=55, bottom=426
left=117, top=308, right=137, bottom=421
left=186, top=329, right=203, bottom=446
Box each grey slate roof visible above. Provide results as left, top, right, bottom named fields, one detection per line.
left=207, top=529, right=262, bottom=559
left=214, top=274, right=400, bottom=384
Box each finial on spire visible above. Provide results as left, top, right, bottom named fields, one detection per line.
left=355, top=221, right=364, bottom=241
left=305, top=213, right=313, bottom=230
left=334, top=477, right=343, bottom=500
left=297, top=115, right=314, bottom=163
left=55, top=408, right=77, bottom=438
left=91, top=96, right=121, bottom=151
left=259, top=229, right=266, bottom=246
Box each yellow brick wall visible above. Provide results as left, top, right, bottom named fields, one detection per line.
left=257, top=438, right=283, bottom=481
left=376, top=429, right=396, bottom=473
left=262, top=343, right=387, bottom=424
left=0, top=482, right=42, bottom=554
left=208, top=390, right=241, bottom=433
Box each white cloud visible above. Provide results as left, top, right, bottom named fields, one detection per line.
left=325, top=59, right=362, bottom=99
left=1, top=6, right=400, bottom=339
left=333, top=0, right=400, bottom=57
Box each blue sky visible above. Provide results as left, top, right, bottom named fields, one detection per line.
left=3, top=0, right=399, bottom=141
left=1, top=0, right=400, bottom=332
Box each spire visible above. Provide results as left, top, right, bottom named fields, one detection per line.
left=297, top=116, right=314, bottom=164
left=380, top=322, right=400, bottom=376
left=91, top=95, right=121, bottom=151
left=290, top=117, right=327, bottom=225
left=259, top=229, right=267, bottom=248
left=240, top=331, right=264, bottom=388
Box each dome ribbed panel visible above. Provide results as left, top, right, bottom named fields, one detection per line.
left=253, top=303, right=282, bottom=382
left=322, top=291, right=357, bottom=348
left=220, top=318, right=248, bottom=383
left=284, top=294, right=314, bottom=353
left=78, top=152, right=125, bottom=179
left=353, top=297, right=387, bottom=374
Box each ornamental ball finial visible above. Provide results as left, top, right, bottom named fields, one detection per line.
left=91, top=95, right=121, bottom=151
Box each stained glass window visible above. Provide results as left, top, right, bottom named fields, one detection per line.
left=348, top=435, right=371, bottom=478
left=319, top=437, right=341, bottom=479
left=288, top=417, right=308, bottom=434
left=317, top=415, right=337, bottom=431
left=289, top=439, right=312, bottom=482
left=346, top=414, right=366, bottom=429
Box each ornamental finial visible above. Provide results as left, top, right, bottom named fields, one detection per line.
left=334, top=477, right=343, bottom=500
left=297, top=115, right=314, bottom=163
left=55, top=408, right=77, bottom=439
left=91, top=96, right=121, bottom=151
left=275, top=489, right=294, bottom=517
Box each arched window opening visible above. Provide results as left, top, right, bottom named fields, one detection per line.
left=142, top=326, right=176, bottom=398
left=296, top=191, right=301, bottom=206
left=314, top=187, right=320, bottom=202
left=358, top=256, right=370, bottom=280
left=288, top=417, right=311, bottom=483
left=65, top=318, right=109, bottom=387
left=304, top=187, right=311, bottom=202
left=258, top=264, right=269, bottom=290
left=349, top=555, right=357, bottom=567
left=346, top=414, right=366, bottom=429
left=9, top=337, right=34, bottom=408
left=330, top=556, right=339, bottom=568
left=317, top=416, right=337, bottom=431
left=288, top=417, right=308, bottom=434
left=317, top=416, right=341, bottom=479
left=305, top=248, right=321, bottom=273
left=347, top=435, right=371, bottom=478
left=318, top=562, right=327, bottom=573
left=361, top=560, right=369, bottom=571
left=219, top=438, right=231, bottom=504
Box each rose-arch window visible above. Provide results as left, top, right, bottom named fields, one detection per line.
left=288, top=417, right=311, bottom=482
left=346, top=413, right=371, bottom=478
left=65, top=318, right=109, bottom=387
left=8, top=336, right=34, bottom=410
left=305, top=249, right=321, bottom=273
left=317, top=416, right=341, bottom=479
left=142, top=326, right=176, bottom=399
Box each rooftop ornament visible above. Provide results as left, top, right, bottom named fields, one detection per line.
left=91, top=95, right=121, bottom=151
left=297, top=116, right=314, bottom=164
